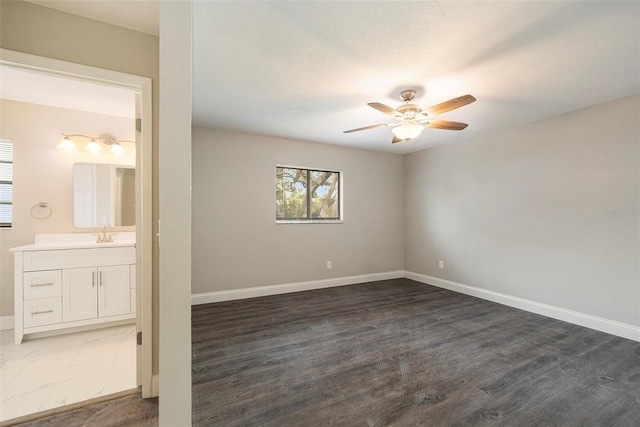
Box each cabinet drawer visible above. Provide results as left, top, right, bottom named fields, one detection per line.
left=24, top=297, right=62, bottom=328
left=24, top=271, right=62, bottom=300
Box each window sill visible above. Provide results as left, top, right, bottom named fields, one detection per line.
left=276, top=220, right=344, bottom=225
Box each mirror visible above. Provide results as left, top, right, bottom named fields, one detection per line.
left=73, top=162, right=135, bottom=227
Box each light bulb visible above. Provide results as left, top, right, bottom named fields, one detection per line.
left=85, top=139, right=102, bottom=153
left=56, top=136, right=77, bottom=151
left=110, top=142, right=125, bottom=155
left=392, top=124, right=423, bottom=140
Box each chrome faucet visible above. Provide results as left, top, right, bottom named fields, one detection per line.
left=95, top=226, right=115, bottom=243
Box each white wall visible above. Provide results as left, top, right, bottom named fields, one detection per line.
left=405, top=94, right=640, bottom=327
left=0, top=99, right=134, bottom=318
left=192, top=128, right=405, bottom=294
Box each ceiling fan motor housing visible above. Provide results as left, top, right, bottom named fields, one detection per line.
left=396, top=103, right=422, bottom=120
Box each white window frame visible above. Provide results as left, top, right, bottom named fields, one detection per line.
left=276, top=165, right=344, bottom=224
left=0, top=138, right=13, bottom=228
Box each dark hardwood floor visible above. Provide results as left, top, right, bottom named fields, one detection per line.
left=13, top=278, right=640, bottom=426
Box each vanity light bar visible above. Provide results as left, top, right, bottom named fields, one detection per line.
left=57, top=133, right=135, bottom=156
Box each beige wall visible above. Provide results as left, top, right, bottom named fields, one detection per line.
left=0, top=99, right=135, bottom=316
left=0, top=0, right=160, bottom=372
left=405, top=94, right=640, bottom=327
left=192, top=128, right=405, bottom=293
left=158, top=2, right=192, bottom=422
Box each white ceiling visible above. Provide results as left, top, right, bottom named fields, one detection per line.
left=19, top=1, right=640, bottom=154
left=24, top=0, right=159, bottom=36
left=192, top=1, right=639, bottom=154
left=0, top=64, right=136, bottom=118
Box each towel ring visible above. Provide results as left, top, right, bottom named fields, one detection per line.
left=31, top=202, right=52, bottom=220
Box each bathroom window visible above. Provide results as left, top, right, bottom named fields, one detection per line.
left=0, top=139, right=13, bottom=228
left=276, top=166, right=342, bottom=222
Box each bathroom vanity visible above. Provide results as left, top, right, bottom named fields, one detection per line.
left=11, top=233, right=136, bottom=344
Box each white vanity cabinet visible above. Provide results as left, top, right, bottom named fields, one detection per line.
left=12, top=238, right=136, bottom=344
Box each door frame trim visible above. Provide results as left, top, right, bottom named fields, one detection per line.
left=0, top=48, right=154, bottom=397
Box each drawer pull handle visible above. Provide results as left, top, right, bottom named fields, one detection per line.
left=31, top=283, right=54, bottom=287
left=100, top=271, right=103, bottom=287
left=31, top=310, right=54, bottom=315
left=92, top=271, right=96, bottom=287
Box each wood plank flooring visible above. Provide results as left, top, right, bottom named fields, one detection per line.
left=13, top=278, right=640, bottom=426
left=191, top=278, right=640, bottom=426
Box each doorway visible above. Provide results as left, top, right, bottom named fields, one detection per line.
left=0, top=49, right=153, bottom=420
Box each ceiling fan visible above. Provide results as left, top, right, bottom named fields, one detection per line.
left=344, top=90, right=476, bottom=144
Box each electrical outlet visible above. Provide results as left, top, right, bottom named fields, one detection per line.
left=326, top=261, right=332, bottom=270
left=438, top=260, right=444, bottom=269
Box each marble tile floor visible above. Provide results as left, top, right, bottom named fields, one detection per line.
left=0, top=324, right=136, bottom=422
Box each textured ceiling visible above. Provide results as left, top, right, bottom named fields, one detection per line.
left=192, top=1, right=640, bottom=153
left=18, top=1, right=640, bottom=154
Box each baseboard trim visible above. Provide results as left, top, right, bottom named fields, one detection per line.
left=190, top=270, right=639, bottom=341
left=404, top=271, right=640, bottom=342
left=0, top=315, right=14, bottom=331
left=191, top=271, right=405, bottom=305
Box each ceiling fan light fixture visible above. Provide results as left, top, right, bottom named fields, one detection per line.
left=392, top=124, right=423, bottom=140
left=343, top=90, right=475, bottom=144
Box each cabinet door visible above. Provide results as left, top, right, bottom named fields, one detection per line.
left=63, top=267, right=98, bottom=322
left=98, top=265, right=130, bottom=317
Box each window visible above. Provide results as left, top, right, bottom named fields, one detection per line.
left=0, top=139, right=13, bottom=228
left=276, top=166, right=341, bottom=222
